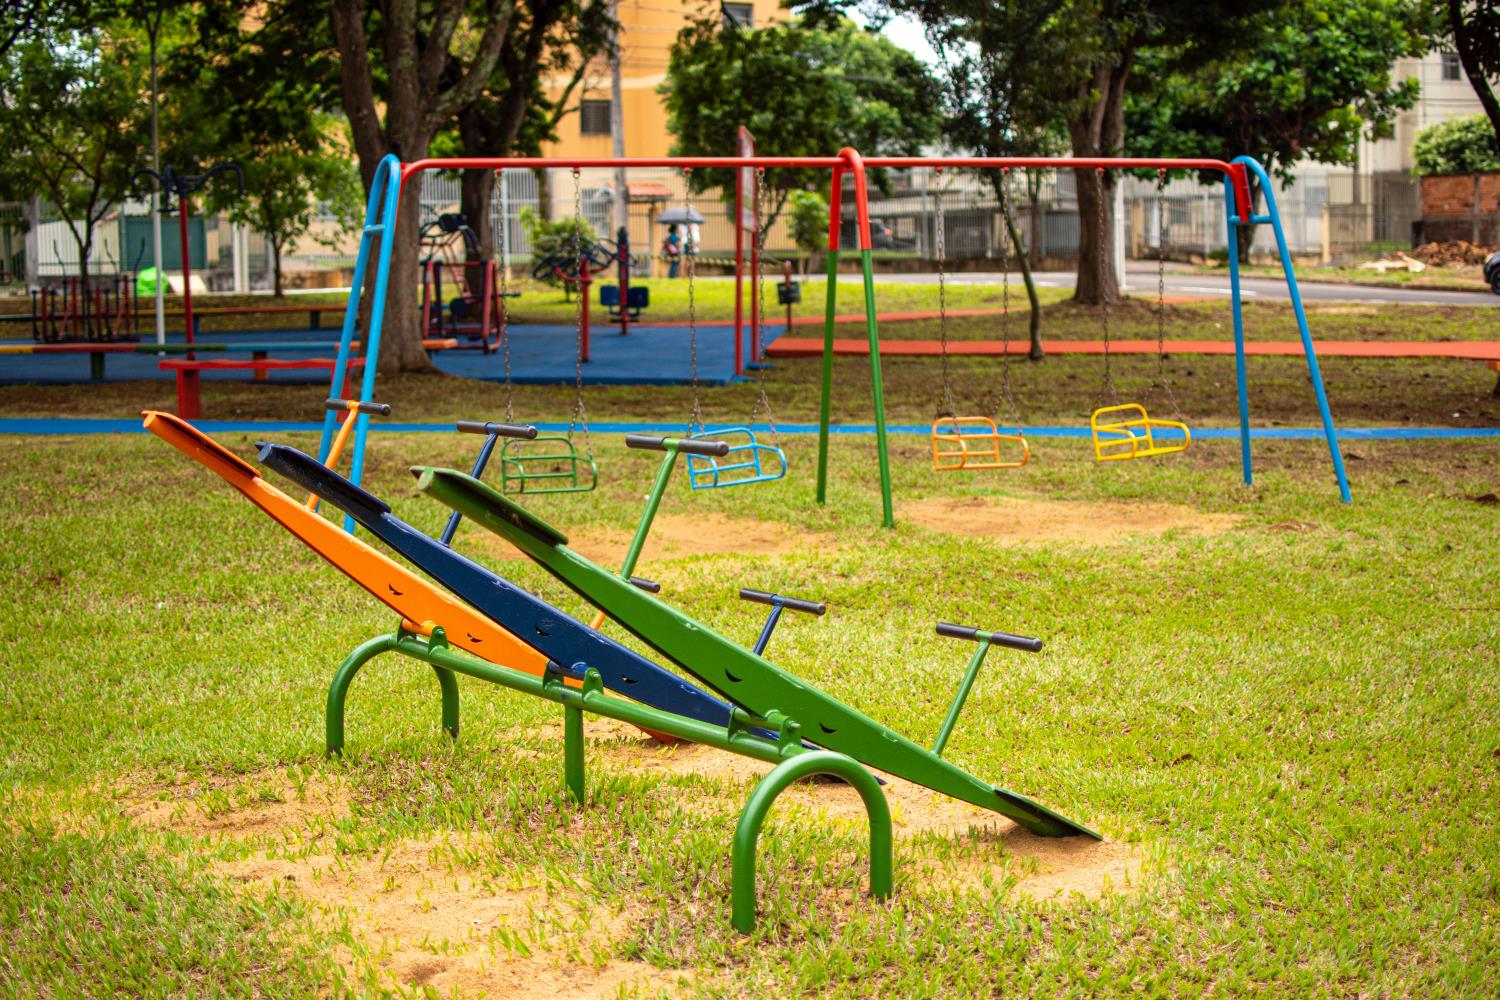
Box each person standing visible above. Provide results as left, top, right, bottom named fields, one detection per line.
left=663, top=224, right=681, bottom=278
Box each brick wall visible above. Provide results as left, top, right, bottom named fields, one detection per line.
left=1419, top=173, right=1500, bottom=217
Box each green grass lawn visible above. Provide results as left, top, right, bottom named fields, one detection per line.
left=2, top=279, right=1498, bottom=995
left=2, top=407, right=1498, bottom=995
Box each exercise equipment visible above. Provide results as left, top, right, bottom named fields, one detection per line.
left=418, top=213, right=511, bottom=350
left=130, top=162, right=243, bottom=348
left=1088, top=169, right=1191, bottom=462
left=930, top=168, right=1029, bottom=471
left=597, top=225, right=649, bottom=331
left=500, top=170, right=599, bottom=495
left=681, top=168, right=788, bottom=490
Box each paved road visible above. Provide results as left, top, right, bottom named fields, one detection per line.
left=863, top=269, right=1500, bottom=308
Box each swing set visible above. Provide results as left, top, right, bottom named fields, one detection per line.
left=310, top=149, right=1350, bottom=540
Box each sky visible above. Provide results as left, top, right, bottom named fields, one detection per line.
left=870, top=13, right=941, bottom=66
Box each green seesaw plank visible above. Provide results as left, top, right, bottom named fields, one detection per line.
left=414, top=466, right=1097, bottom=840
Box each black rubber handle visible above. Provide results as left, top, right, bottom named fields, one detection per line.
left=624, top=434, right=731, bottom=458
left=456, top=420, right=538, bottom=440
left=740, top=588, right=827, bottom=617
left=325, top=398, right=391, bottom=417
left=936, top=622, right=1043, bottom=653
left=627, top=575, right=661, bottom=593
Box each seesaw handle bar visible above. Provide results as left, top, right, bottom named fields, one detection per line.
left=325, top=398, right=391, bottom=417
left=456, top=420, right=538, bottom=440
left=936, top=622, right=1043, bottom=653
left=740, top=588, right=827, bottom=617
left=624, top=433, right=730, bottom=457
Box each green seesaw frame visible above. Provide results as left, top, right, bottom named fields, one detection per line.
left=323, top=432, right=1093, bottom=933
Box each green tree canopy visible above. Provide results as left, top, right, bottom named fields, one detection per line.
left=1435, top=0, right=1500, bottom=152
left=1125, top=0, right=1428, bottom=181
left=661, top=14, right=941, bottom=224
left=1412, top=113, right=1500, bottom=174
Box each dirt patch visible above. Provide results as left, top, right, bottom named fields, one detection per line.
left=120, top=770, right=350, bottom=840
left=901, top=495, right=1240, bottom=546
left=467, top=511, right=836, bottom=566
left=218, top=837, right=680, bottom=999
left=582, top=719, right=1142, bottom=904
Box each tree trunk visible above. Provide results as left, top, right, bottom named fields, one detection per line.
left=1449, top=0, right=1500, bottom=152
left=1065, top=52, right=1131, bottom=306
left=1003, top=211, right=1043, bottom=360
left=460, top=165, right=496, bottom=296
left=1073, top=167, right=1119, bottom=305
left=272, top=235, right=284, bottom=296
left=379, top=182, right=432, bottom=374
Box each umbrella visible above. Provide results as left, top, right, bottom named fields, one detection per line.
left=655, top=206, right=705, bottom=225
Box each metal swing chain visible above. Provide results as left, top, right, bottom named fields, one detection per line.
left=1153, top=168, right=1186, bottom=421
left=996, top=168, right=1025, bottom=434
left=568, top=167, right=594, bottom=462
left=1096, top=168, right=1118, bottom=407
left=934, top=168, right=957, bottom=419
left=749, top=166, right=780, bottom=446
left=684, top=168, right=704, bottom=433
left=497, top=169, right=514, bottom=422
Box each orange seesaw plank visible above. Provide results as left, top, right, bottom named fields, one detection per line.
left=141, top=410, right=549, bottom=676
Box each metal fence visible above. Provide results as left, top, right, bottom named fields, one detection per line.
left=0, top=164, right=1425, bottom=290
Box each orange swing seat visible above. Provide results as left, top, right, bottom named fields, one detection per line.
left=931, top=416, right=1030, bottom=471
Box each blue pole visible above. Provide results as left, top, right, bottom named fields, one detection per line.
left=319, top=154, right=398, bottom=467
left=1222, top=177, right=1252, bottom=486
left=344, top=158, right=405, bottom=531
left=1232, top=157, right=1352, bottom=504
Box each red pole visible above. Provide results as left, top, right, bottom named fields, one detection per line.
left=750, top=169, right=761, bottom=365
left=733, top=171, right=744, bottom=377
left=179, top=194, right=195, bottom=347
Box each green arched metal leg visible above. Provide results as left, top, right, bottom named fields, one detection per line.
left=326, top=631, right=461, bottom=756
left=731, top=750, right=893, bottom=933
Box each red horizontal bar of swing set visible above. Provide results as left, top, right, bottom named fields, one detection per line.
left=400, top=153, right=1253, bottom=236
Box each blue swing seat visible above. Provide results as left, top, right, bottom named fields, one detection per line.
left=684, top=426, right=787, bottom=489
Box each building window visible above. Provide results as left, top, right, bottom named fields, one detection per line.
left=580, top=99, right=611, bottom=136
left=1441, top=51, right=1462, bottom=81
left=722, top=2, right=753, bottom=28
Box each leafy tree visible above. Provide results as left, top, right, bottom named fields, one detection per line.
left=0, top=12, right=149, bottom=289
left=1412, top=113, right=1500, bottom=173
left=1125, top=0, right=1427, bottom=180
left=786, top=189, right=828, bottom=272
left=810, top=0, right=1270, bottom=305
left=1436, top=0, right=1500, bottom=152
left=891, top=0, right=1069, bottom=358
left=449, top=0, right=614, bottom=290
left=209, top=129, right=361, bottom=296
left=661, top=15, right=942, bottom=227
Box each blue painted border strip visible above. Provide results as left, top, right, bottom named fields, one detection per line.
left=3, top=418, right=1498, bottom=440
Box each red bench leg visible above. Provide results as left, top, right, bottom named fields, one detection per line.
left=253, top=350, right=268, bottom=381
left=176, top=369, right=201, bottom=419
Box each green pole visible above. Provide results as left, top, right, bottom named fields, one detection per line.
left=932, top=637, right=992, bottom=757
left=815, top=250, right=840, bottom=506
left=860, top=249, right=894, bottom=528
left=619, top=446, right=681, bottom=580
left=564, top=704, right=585, bottom=804
left=731, top=751, right=892, bottom=933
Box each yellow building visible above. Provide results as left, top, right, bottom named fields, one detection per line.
left=541, top=0, right=787, bottom=160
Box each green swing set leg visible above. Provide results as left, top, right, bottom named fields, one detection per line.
left=326, top=629, right=460, bottom=757
left=731, top=750, right=893, bottom=934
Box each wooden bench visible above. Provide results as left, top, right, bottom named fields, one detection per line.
left=160, top=357, right=364, bottom=419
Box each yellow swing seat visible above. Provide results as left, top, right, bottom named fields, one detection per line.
left=931, top=416, right=1030, bottom=471
left=1090, top=403, right=1190, bottom=462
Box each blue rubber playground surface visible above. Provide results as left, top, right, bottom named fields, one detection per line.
left=2, top=418, right=1497, bottom=440
left=0, top=321, right=765, bottom=386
